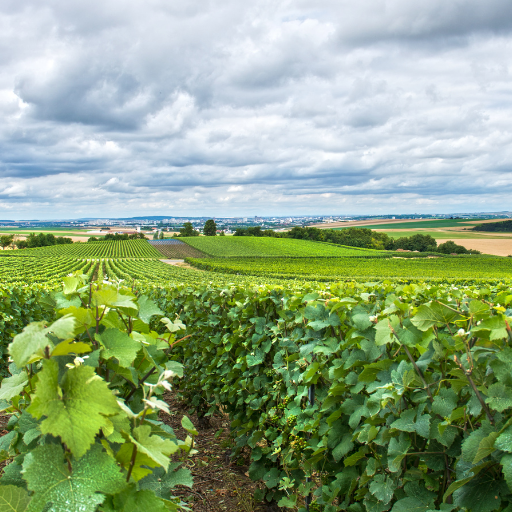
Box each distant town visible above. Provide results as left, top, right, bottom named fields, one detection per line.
left=0, top=212, right=511, bottom=233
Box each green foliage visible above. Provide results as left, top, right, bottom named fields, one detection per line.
left=0, top=275, right=196, bottom=512
left=3, top=239, right=161, bottom=259
left=472, top=220, right=512, bottom=232
left=393, top=233, right=438, bottom=252
left=0, top=235, right=14, bottom=250
left=178, top=223, right=199, bottom=237
left=203, top=219, right=217, bottom=236
left=438, top=240, right=481, bottom=255
left=188, top=254, right=512, bottom=280
left=147, top=279, right=512, bottom=510
left=182, top=236, right=378, bottom=257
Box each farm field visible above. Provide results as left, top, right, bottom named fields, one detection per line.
left=1, top=239, right=163, bottom=258
left=333, top=218, right=487, bottom=230
left=2, top=238, right=512, bottom=510
left=181, top=236, right=380, bottom=257
left=149, top=239, right=206, bottom=258
left=188, top=254, right=512, bottom=280
left=380, top=230, right=512, bottom=239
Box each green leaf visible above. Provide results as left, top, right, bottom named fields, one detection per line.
left=62, top=276, right=80, bottom=295
left=51, top=339, right=92, bottom=357
left=452, top=471, right=502, bottom=512
left=375, top=316, right=400, bottom=346
left=486, top=383, right=512, bottom=412
left=9, top=315, right=76, bottom=367
left=22, top=444, right=127, bottom=512
left=432, top=388, right=458, bottom=417
left=99, top=329, right=141, bottom=368
left=391, top=498, right=429, bottom=512
left=388, top=434, right=411, bottom=473
left=411, top=302, right=462, bottom=331
left=138, top=465, right=193, bottom=500
left=27, top=360, right=120, bottom=458
left=278, top=495, right=297, bottom=508
left=137, top=296, right=164, bottom=324
left=473, top=432, right=499, bottom=464
left=501, top=454, right=512, bottom=492
left=128, top=425, right=179, bottom=471
left=369, top=474, right=395, bottom=504
left=495, top=426, right=512, bottom=452
left=0, top=373, right=28, bottom=401
left=116, top=443, right=158, bottom=482
left=160, top=318, right=185, bottom=333
left=111, top=486, right=171, bottom=512
left=181, top=416, right=198, bottom=436
left=0, top=485, right=31, bottom=512
left=461, top=424, right=495, bottom=464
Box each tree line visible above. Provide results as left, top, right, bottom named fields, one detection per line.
left=88, top=232, right=147, bottom=242
left=232, top=226, right=481, bottom=254
left=0, top=233, right=73, bottom=250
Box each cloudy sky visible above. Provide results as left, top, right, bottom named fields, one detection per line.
left=1, top=0, right=511, bottom=219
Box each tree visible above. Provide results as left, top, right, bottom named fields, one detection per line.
left=153, top=231, right=159, bottom=240
left=179, top=222, right=199, bottom=237
left=203, top=219, right=217, bottom=236
left=159, top=231, right=165, bottom=240
left=0, top=234, right=14, bottom=250
left=436, top=240, right=481, bottom=254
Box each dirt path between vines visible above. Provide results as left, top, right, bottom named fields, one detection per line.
left=160, top=259, right=204, bottom=271
left=161, top=395, right=282, bottom=511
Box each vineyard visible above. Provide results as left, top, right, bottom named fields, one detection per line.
left=1, top=238, right=512, bottom=511
left=188, top=254, right=512, bottom=280
left=1, top=239, right=163, bottom=258
left=149, top=239, right=207, bottom=259
left=180, top=236, right=380, bottom=257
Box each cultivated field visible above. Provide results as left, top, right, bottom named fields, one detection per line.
left=2, top=237, right=512, bottom=511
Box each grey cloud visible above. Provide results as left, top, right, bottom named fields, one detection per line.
left=1, top=0, right=512, bottom=217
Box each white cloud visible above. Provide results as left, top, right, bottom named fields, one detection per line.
left=0, top=0, right=511, bottom=217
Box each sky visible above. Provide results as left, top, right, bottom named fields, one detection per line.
left=1, top=0, right=512, bottom=219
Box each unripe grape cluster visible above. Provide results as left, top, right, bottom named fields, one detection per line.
left=289, top=434, right=307, bottom=451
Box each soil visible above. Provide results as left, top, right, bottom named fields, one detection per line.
left=160, top=395, right=281, bottom=511
left=436, top=238, right=512, bottom=257
left=160, top=259, right=204, bottom=271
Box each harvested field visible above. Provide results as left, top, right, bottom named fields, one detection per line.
left=435, top=238, right=512, bottom=256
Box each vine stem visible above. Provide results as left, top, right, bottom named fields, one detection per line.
left=126, top=445, right=137, bottom=482
left=390, top=325, right=434, bottom=402
left=453, top=355, right=494, bottom=425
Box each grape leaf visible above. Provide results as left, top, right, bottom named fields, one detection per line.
left=137, top=296, right=164, bottom=324
left=9, top=315, right=75, bottom=367
left=110, top=485, right=174, bottom=512
left=369, top=474, right=395, bottom=504
left=51, top=339, right=92, bottom=357
left=0, top=485, right=30, bottom=512
left=27, top=360, right=120, bottom=458
left=22, top=444, right=126, bottom=512
left=116, top=443, right=158, bottom=482
left=0, top=373, right=28, bottom=401
left=99, top=329, right=141, bottom=368
left=125, top=425, right=179, bottom=471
